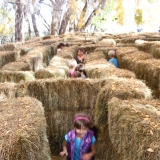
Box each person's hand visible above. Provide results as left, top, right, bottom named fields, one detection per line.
left=82, top=153, right=92, bottom=160
left=59, top=151, right=68, bottom=157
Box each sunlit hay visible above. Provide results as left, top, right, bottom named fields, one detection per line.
left=85, top=59, right=115, bottom=78
left=135, top=39, right=155, bottom=52
left=0, top=71, right=35, bottom=83
left=24, top=37, right=42, bottom=44
left=97, top=38, right=116, bottom=45
left=40, top=38, right=63, bottom=45
left=108, top=97, right=160, bottom=160
left=119, top=51, right=152, bottom=70
left=116, top=46, right=138, bottom=60
left=56, top=46, right=78, bottom=59
left=35, top=67, right=68, bottom=79
left=0, top=97, right=51, bottom=160
left=132, top=58, right=160, bottom=98
left=150, top=42, right=160, bottom=59
left=95, top=77, right=152, bottom=127
left=0, top=45, right=5, bottom=51
left=94, top=76, right=152, bottom=160
left=17, top=46, right=53, bottom=72
left=0, top=82, right=18, bottom=101
left=84, top=51, right=106, bottom=63
left=0, top=51, right=16, bottom=68
left=3, top=43, right=15, bottom=51
left=1, top=62, right=30, bottom=71
left=86, top=66, right=136, bottom=79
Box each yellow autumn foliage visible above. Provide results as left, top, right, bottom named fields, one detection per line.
left=115, top=0, right=124, bottom=25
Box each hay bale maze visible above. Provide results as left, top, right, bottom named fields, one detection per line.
left=0, top=32, right=160, bottom=160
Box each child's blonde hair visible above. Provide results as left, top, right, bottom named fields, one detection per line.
left=69, top=59, right=77, bottom=69
left=108, top=50, right=116, bottom=57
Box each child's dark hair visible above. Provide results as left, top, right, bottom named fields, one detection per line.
left=73, top=113, right=98, bottom=139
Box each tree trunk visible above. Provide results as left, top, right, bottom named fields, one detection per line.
left=31, top=14, right=39, bottom=37
left=51, top=10, right=62, bottom=35
left=59, top=8, right=71, bottom=34
left=15, top=0, right=23, bottom=42
left=81, top=9, right=96, bottom=31
left=24, top=7, right=31, bottom=39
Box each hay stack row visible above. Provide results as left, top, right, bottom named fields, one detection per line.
left=0, top=45, right=54, bottom=83
left=108, top=97, right=160, bottom=160
left=85, top=51, right=136, bottom=79
left=0, top=97, right=51, bottom=160
left=116, top=47, right=160, bottom=97
left=35, top=46, right=77, bottom=79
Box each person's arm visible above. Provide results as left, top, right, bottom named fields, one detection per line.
left=82, top=144, right=96, bottom=160
left=59, top=141, right=68, bottom=157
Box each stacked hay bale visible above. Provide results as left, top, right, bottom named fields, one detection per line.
left=150, top=42, right=160, bottom=59
left=0, top=51, right=17, bottom=68
left=0, top=70, right=35, bottom=83
left=108, top=97, right=160, bottom=160
left=119, top=51, right=152, bottom=70
left=17, top=79, right=100, bottom=155
left=85, top=51, right=136, bottom=79
left=132, top=58, right=160, bottom=97
left=0, top=82, right=18, bottom=100
left=18, top=46, right=53, bottom=71
left=94, top=77, right=152, bottom=160
left=135, top=39, right=155, bottom=52
left=1, top=62, right=30, bottom=71
left=35, top=46, right=77, bottom=79
left=0, top=97, right=51, bottom=160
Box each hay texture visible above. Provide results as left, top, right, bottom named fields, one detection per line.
left=135, top=39, right=155, bottom=52
left=35, top=56, right=70, bottom=79
left=17, top=79, right=99, bottom=155
left=0, top=51, right=16, bottom=68
left=1, top=62, right=30, bottom=71
left=18, top=46, right=53, bottom=71
left=56, top=46, right=77, bottom=59
left=0, top=97, right=51, bottom=160
left=0, top=82, right=18, bottom=100
left=119, top=51, right=152, bottom=70
left=150, top=42, right=160, bottom=59
left=108, top=97, right=160, bottom=160
left=0, top=71, right=35, bottom=83
left=131, top=58, right=160, bottom=98
left=94, top=77, right=152, bottom=160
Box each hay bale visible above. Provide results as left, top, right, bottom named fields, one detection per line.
left=86, top=66, right=136, bottom=79
left=84, top=51, right=106, bottom=63
left=3, top=43, right=15, bottom=51
left=119, top=51, right=152, bottom=70
left=1, top=62, right=30, bottom=71
left=97, top=39, right=116, bottom=45
left=94, top=77, right=152, bottom=160
left=132, top=58, right=160, bottom=98
left=0, top=51, right=16, bottom=68
left=17, top=79, right=99, bottom=155
left=0, top=71, right=35, bottom=83
left=108, top=97, right=160, bottom=160
left=0, top=45, right=5, bottom=51
left=0, top=82, right=18, bottom=100
left=150, top=42, right=160, bottom=59
left=135, top=39, right=155, bottom=52
left=56, top=46, right=77, bottom=59
left=35, top=67, right=68, bottom=79
left=17, top=46, right=53, bottom=71
left=0, top=97, right=51, bottom=160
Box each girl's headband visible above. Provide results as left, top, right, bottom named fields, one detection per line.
left=74, top=116, right=90, bottom=123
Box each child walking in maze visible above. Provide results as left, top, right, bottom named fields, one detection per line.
left=59, top=113, right=97, bottom=160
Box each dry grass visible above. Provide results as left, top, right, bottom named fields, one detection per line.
left=0, top=97, right=51, bottom=160
left=108, top=97, right=160, bottom=160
